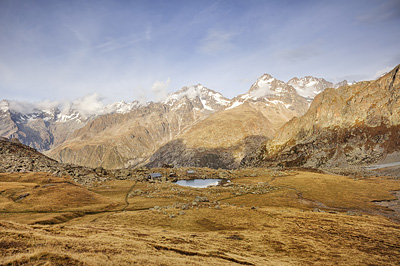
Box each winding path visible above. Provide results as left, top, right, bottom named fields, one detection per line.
left=122, top=181, right=137, bottom=211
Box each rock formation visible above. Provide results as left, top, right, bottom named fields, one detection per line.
left=147, top=75, right=309, bottom=169
left=1, top=74, right=347, bottom=169
left=47, top=85, right=230, bottom=169
left=242, top=65, right=400, bottom=169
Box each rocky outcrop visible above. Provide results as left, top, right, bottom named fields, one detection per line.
left=0, top=138, right=115, bottom=186
left=242, top=65, right=400, bottom=168
left=147, top=75, right=309, bottom=169
left=47, top=85, right=225, bottom=169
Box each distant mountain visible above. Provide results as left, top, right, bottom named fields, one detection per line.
left=242, top=65, right=400, bottom=169
left=146, top=75, right=308, bottom=169
left=0, top=99, right=138, bottom=151
left=164, top=84, right=230, bottom=111
left=287, top=76, right=352, bottom=101
left=47, top=84, right=226, bottom=169
left=0, top=73, right=349, bottom=169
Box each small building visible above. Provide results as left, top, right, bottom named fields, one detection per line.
left=186, top=170, right=197, bottom=177
left=147, top=173, right=163, bottom=181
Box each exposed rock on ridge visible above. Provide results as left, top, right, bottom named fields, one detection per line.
left=287, top=76, right=350, bottom=101
left=147, top=75, right=309, bottom=169
left=242, top=65, right=400, bottom=169
left=47, top=85, right=226, bottom=169
left=0, top=99, right=138, bottom=152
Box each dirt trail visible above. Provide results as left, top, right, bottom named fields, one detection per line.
left=122, top=181, right=137, bottom=211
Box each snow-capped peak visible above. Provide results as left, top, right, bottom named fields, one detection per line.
left=164, top=84, right=230, bottom=111
left=241, top=74, right=288, bottom=101
left=287, top=76, right=349, bottom=100
left=104, top=100, right=140, bottom=114
left=226, top=74, right=299, bottom=110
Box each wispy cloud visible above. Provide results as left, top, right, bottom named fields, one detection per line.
left=198, top=29, right=236, bottom=55
left=371, top=65, right=396, bottom=80
left=0, top=0, right=399, bottom=104
left=7, top=93, right=127, bottom=118
left=151, top=78, right=171, bottom=101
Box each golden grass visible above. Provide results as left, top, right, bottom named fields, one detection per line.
left=0, top=172, right=118, bottom=219
left=1, top=170, right=400, bottom=265
left=269, top=171, right=400, bottom=210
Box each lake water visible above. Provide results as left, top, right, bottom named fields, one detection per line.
left=174, top=179, right=229, bottom=188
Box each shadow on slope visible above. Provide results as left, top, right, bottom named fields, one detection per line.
left=146, top=135, right=268, bottom=169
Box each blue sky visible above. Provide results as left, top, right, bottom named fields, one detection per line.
left=1, top=0, right=399, bottom=103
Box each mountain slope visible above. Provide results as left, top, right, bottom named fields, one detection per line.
left=146, top=103, right=273, bottom=168
left=0, top=74, right=344, bottom=157
left=0, top=99, right=138, bottom=152
left=242, top=65, right=400, bottom=168
left=47, top=85, right=226, bottom=169
left=147, top=75, right=309, bottom=169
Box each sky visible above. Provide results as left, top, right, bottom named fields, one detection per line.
left=1, top=0, right=400, bottom=104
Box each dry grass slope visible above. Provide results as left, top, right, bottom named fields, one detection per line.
left=1, top=170, right=400, bottom=265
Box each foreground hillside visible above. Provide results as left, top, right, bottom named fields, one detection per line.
left=1, top=169, right=400, bottom=265
left=243, top=65, right=400, bottom=169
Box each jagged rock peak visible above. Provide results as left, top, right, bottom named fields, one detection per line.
left=287, top=76, right=351, bottom=100
left=103, top=100, right=140, bottom=114
left=164, top=84, right=230, bottom=111
left=242, top=64, right=400, bottom=169
left=287, top=76, right=335, bottom=100
left=245, top=74, right=288, bottom=98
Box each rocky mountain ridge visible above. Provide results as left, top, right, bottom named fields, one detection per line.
left=2, top=74, right=347, bottom=169
left=287, top=76, right=351, bottom=101
left=164, top=84, right=231, bottom=112
left=242, top=65, right=400, bottom=169
left=46, top=85, right=224, bottom=169
left=146, top=75, right=311, bottom=169
left=0, top=99, right=139, bottom=151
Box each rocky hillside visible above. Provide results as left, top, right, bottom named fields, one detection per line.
left=0, top=137, right=149, bottom=186
left=147, top=75, right=309, bottom=169
left=0, top=137, right=62, bottom=173
left=47, top=85, right=229, bottom=169
left=2, top=73, right=346, bottom=170
left=146, top=103, right=272, bottom=169
left=242, top=65, right=400, bottom=169
left=0, top=99, right=138, bottom=151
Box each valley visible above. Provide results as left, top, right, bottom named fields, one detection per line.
left=2, top=1, right=399, bottom=265
left=1, top=169, right=400, bottom=265
left=1, top=66, right=400, bottom=265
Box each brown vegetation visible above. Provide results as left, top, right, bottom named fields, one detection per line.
left=1, top=170, right=400, bottom=265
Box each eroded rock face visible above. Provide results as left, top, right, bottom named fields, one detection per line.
left=146, top=75, right=310, bottom=169
left=47, top=86, right=228, bottom=169
left=243, top=65, right=400, bottom=168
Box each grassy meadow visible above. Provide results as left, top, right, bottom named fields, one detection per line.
left=1, top=169, right=400, bottom=265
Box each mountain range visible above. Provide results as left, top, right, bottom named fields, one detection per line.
left=0, top=72, right=360, bottom=169
left=242, top=65, right=400, bottom=169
